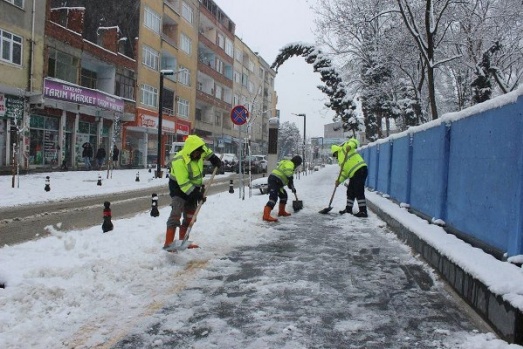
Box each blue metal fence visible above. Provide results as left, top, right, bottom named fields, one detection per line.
left=362, top=89, right=523, bottom=257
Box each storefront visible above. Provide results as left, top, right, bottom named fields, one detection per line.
left=122, top=108, right=176, bottom=168
left=42, top=78, right=124, bottom=169
left=0, top=93, right=25, bottom=168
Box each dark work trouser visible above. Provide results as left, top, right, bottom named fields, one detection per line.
left=346, top=166, right=368, bottom=213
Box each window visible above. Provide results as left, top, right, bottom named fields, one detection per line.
left=241, top=73, right=248, bottom=87
left=233, top=70, right=242, bottom=83
left=142, top=46, right=159, bottom=70
left=180, top=33, right=192, bottom=55
left=47, top=48, right=78, bottom=83
left=235, top=48, right=243, bottom=62
left=144, top=7, right=160, bottom=34
left=215, top=59, right=223, bottom=74
left=216, top=33, right=225, bottom=49
left=0, top=29, right=22, bottom=65
left=259, top=67, right=264, bottom=79
left=177, top=98, right=189, bottom=118
left=248, top=59, right=255, bottom=72
left=115, top=69, right=135, bottom=100
left=80, top=68, right=97, bottom=89
left=248, top=81, right=255, bottom=94
left=215, top=85, right=222, bottom=99
left=225, top=38, right=233, bottom=57
left=140, top=84, right=157, bottom=107
left=4, top=0, right=23, bottom=8
left=181, top=2, right=193, bottom=24
left=177, top=66, right=190, bottom=86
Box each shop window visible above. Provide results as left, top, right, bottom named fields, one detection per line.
left=29, top=115, right=60, bottom=166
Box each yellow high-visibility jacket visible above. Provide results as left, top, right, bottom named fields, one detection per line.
left=169, top=135, right=213, bottom=197
left=271, top=159, right=296, bottom=187
left=331, top=138, right=367, bottom=182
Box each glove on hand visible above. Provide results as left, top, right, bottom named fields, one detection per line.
left=188, top=187, right=206, bottom=204
left=291, top=187, right=297, bottom=194
left=209, top=154, right=222, bottom=168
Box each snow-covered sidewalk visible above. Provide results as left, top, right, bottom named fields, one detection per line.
left=0, top=165, right=521, bottom=348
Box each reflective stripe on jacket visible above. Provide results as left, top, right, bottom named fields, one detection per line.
left=336, top=138, right=367, bottom=182
left=271, top=159, right=295, bottom=186
left=169, top=135, right=213, bottom=196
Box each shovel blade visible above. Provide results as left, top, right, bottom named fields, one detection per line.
left=292, top=200, right=303, bottom=212
left=164, top=240, right=193, bottom=252
left=319, top=207, right=333, bottom=214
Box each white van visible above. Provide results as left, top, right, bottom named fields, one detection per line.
left=165, top=142, right=185, bottom=165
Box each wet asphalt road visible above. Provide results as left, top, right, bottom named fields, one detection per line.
left=0, top=173, right=264, bottom=247
left=109, top=208, right=486, bottom=348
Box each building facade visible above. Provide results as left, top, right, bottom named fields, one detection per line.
left=0, top=0, right=277, bottom=171
left=0, top=0, right=46, bottom=168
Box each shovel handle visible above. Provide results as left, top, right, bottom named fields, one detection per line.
left=181, top=153, right=224, bottom=245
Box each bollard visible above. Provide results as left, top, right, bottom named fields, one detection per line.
left=97, top=174, right=102, bottom=186
left=102, top=201, right=114, bottom=233
left=135, top=171, right=140, bottom=182
left=150, top=193, right=160, bottom=217
left=229, top=179, right=234, bottom=194
left=148, top=165, right=152, bottom=173
left=44, top=176, right=50, bottom=192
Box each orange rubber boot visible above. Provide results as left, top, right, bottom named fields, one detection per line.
left=278, top=203, right=291, bottom=217
left=163, top=227, right=176, bottom=249
left=263, top=206, right=278, bottom=222
left=179, top=222, right=199, bottom=249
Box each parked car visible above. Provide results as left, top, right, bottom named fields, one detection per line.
left=253, top=154, right=268, bottom=173
left=221, top=153, right=238, bottom=172
left=203, top=153, right=225, bottom=175
left=235, top=155, right=264, bottom=174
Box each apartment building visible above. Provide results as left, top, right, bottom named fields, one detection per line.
left=194, top=0, right=235, bottom=153
left=0, top=0, right=46, bottom=168
left=0, top=0, right=277, bottom=170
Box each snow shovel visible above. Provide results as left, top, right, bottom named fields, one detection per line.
left=166, top=155, right=222, bottom=252
left=292, top=191, right=303, bottom=212
left=319, top=147, right=350, bottom=214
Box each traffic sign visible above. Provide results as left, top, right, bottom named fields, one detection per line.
left=231, top=105, right=249, bottom=126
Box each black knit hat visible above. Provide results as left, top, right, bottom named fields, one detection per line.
left=291, top=155, right=302, bottom=167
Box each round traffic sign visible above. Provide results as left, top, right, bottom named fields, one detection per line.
left=231, top=105, right=249, bottom=126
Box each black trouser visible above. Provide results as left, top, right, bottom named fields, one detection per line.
left=266, top=174, right=288, bottom=209
left=346, top=166, right=368, bottom=213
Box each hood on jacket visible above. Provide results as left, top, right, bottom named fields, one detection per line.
left=331, top=144, right=341, bottom=156
left=181, top=135, right=205, bottom=156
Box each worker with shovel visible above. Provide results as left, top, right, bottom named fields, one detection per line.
left=163, top=135, right=222, bottom=250
left=262, top=155, right=302, bottom=222
left=332, top=138, right=368, bottom=217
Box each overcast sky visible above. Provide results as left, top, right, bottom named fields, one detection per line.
left=216, top=0, right=335, bottom=139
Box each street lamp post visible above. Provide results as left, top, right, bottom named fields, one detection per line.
left=293, top=113, right=306, bottom=168
left=156, top=69, right=174, bottom=178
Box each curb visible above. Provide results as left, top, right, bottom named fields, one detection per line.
left=367, top=199, right=523, bottom=345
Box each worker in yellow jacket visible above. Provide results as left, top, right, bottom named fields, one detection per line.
left=163, top=135, right=221, bottom=250
left=263, top=155, right=302, bottom=222
left=331, top=138, right=368, bottom=217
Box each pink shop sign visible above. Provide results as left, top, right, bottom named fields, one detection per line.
left=44, top=79, right=124, bottom=112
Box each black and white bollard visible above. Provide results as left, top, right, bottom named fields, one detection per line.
left=135, top=171, right=140, bottom=182
left=97, top=174, right=102, bottom=186
left=44, top=176, right=51, bottom=192
left=148, top=165, right=152, bottom=173
left=150, top=193, right=160, bottom=217
left=229, top=179, right=234, bottom=194
left=102, top=201, right=114, bottom=233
